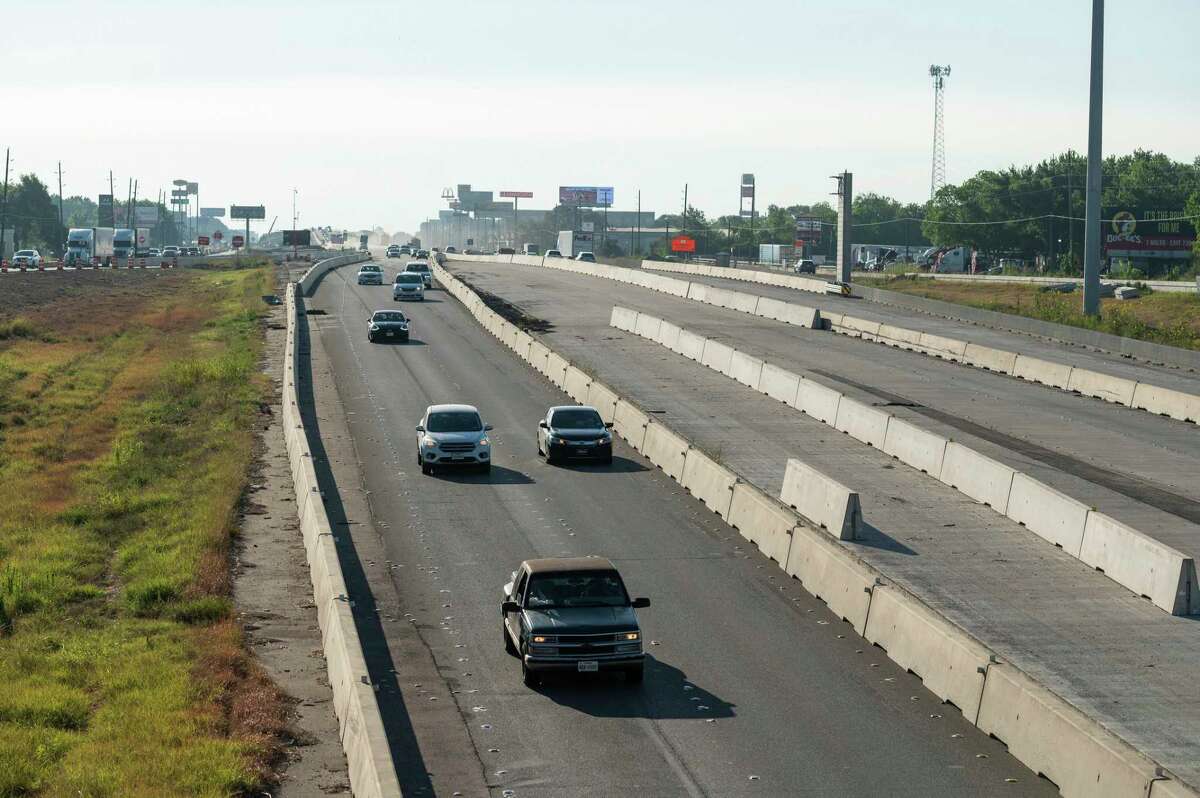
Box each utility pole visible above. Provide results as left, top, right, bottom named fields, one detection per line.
left=292, top=188, right=298, bottom=260
left=56, top=161, right=64, bottom=233
left=1067, top=150, right=1074, bottom=269
left=0, top=148, right=9, bottom=262
left=1082, top=0, right=1104, bottom=316
left=126, top=178, right=133, bottom=228
left=636, top=190, right=641, bottom=256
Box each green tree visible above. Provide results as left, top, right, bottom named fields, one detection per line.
left=8, top=175, right=64, bottom=254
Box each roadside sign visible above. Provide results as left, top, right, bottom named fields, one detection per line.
left=198, top=236, right=210, bottom=246
left=671, top=235, right=696, bottom=253
left=232, top=235, right=245, bottom=249
left=230, top=205, right=266, bottom=220
left=500, top=191, right=534, bottom=199
left=213, top=231, right=224, bottom=241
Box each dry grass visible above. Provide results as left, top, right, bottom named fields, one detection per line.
left=0, top=266, right=284, bottom=796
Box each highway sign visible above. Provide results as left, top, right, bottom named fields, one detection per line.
left=98, top=194, right=114, bottom=227
left=500, top=191, right=534, bottom=199
left=200, top=207, right=226, bottom=218
left=670, top=235, right=696, bottom=253
left=134, top=207, right=158, bottom=225
left=232, top=235, right=244, bottom=249
left=198, top=236, right=210, bottom=246
left=230, top=205, right=266, bottom=220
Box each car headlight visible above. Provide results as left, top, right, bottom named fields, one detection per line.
left=619, top=631, right=639, bottom=641
left=369, top=323, right=379, bottom=331
left=422, top=436, right=437, bottom=447
left=478, top=436, right=490, bottom=447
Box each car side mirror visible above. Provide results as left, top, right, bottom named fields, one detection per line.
left=538, top=420, right=548, bottom=429
left=415, top=424, right=424, bottom=432
left=605, top=422, right=614, bottom=429
left=501, top=601, right=520, bottom=613
left=631, top=597, right=651, bottom=609
left=484, top=424, right=494, bottom=431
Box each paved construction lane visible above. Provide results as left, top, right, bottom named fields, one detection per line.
left=443, top=258, right=1200, bottom=789
left=302, top=260, right=1054, bottom=797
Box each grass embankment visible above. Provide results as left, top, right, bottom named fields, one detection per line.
left=0, top=266, right=285, bottom=796
left=861, top=275, right=1200, bottom=351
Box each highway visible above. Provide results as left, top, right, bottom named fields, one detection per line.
left=438, top=257, right=1200, bottom=789
left=299, top=256, right=1056, bottom=797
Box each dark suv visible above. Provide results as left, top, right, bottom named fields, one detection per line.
left=502, top=557, right=649, bottom=686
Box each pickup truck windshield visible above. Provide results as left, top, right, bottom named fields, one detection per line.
left=427, top=411, right=482, bottom=433
left=550, top=409, right=604, bottom=429
left=526, top=572, right=628, bottom=609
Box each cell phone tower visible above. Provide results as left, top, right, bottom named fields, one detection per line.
left=929, top=65, right=951, bottom=200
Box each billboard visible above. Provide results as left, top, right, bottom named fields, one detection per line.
left=186, top=182, right=198, bottom=193
left=135, top=206, right=159, bottom=226
left=98, top=194, right=114, bottom=226
left=283, top=230, right=312, bottom=246
left=500, top=191, right=534, bottom=199
left=200, top=207, right=226, bottom=218
left=670, top=235, right=696, bottom=253
left=795, top=216, right=823, bottom=241
left=559, top=186, right=614, bottom=207
left=230, top=205, right=266, bottom=220
left=1103, top=208, right=1195, bottom=260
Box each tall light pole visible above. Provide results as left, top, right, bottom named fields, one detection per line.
left=1082, top=0, right=1104, bottom=316
left=292, top=188, right=299, bottom=259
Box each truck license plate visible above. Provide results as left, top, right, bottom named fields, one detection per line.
left=577, top=661, right=599, bottom=673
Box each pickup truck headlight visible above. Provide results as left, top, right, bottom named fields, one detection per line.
left=619, top=631, right=639, bottom=641
left=532, top=635, right=557, bottom=644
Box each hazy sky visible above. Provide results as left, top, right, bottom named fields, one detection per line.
left=5, top=0, right=1198, bottom=235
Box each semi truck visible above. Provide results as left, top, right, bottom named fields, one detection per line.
left=359, top=233, right=369, bottom=252
left=556, top=230, right=593, bottom=258
left=759, top=244, right=795, bottom=266
left=65, top=227, right=115, bottom=266
left=114, top=228, right=136, bottom=260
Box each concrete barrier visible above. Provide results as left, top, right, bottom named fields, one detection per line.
left=1130, top=382, right=1200, bottom=424
left=937, top=442, right=1017, bottom=514
left=975, top=663, right=1161, bottom=798
left=1079, top=513, right=1197, bottom=615
left=1013, top=355, right=1074, bottom=389
left=795, top=378, right=842, bottom=424
left=783, top=525, right=876, bottom=633
left=962, top=343, right=1019, bottom=373
left=613, top=400, right=650, bottom=451
left=882, top=417, right=948, bottom=476
left=708, top=286, right=760, bottom=314
left=298, top=252, right=371, bottom=296
left=758, top=363, right=802, bottom=405
left=545, top=352, right=570, bottom=388
left=676, top=329, right=707, bottom=361
left=727, top=350, right=765, bottom=388
left=877, top=323, right=924, bottom=350
left=657, top=320, right=682, bottom=350
left=918, top=332, right=968, bottom=361
left=512, top=329, right=534, bottom=361
left=863, top=585, right=991, bottom=721
left=835, top=315, right=882, bottom=340
left=700, top=339, right=735, bottom=374
left=586, top=382, right=620, bottom=424
left=610, top=306, right=640, bottom=332
left=1067, top=367, right=1138, bottom=406
left=635, top=312, right=663, bottom=341
left=1006, top=473, right=1090, bottom=555
left=641, top=422, right=690, bottom=481
left=779, top=458, right=862, bottom=541
left=727, top=483, right=797, bottom=564
left=833, top=397, right=892, bottom=449
left=562, top=365, right=592, bottom=403
left=755, top=296, right=822, bottom=329
left=680, top=449, right=738, bottom=517
left=527, top=340, right=550, bottom=375
left=686, top=282, right=709, bottom=303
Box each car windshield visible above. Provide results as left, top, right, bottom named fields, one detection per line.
left=406, top=263, right=429, bottom=272
left=15, top=250, right=34, bottom=257
left=67, top=241, right=87, bottom=248
left=395, top=274, right=422, bottom=284
left=361, top=265, right=380, bottom=272
left=550, top=409, right=604, bottom=429
left=525, top=572, right=628, bottom=609
left=372, top=312, right=406, bottom=322
left=426, top=411, right=482, bottom=433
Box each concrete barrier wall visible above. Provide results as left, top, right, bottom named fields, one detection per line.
left=634, top=312, right=663, bottom=341
left=1066, top=367, right=1138, bottom=406
left=700, top=339, right=735, bottom=374
left=877, top=323, right=924, bottom=349
left=641, top=422, right=690, bottom=481
left=282, top=284, right=401, bottom=797
left=545, top=352, right=570, bottom=388
left=434, top=259, right=1198, bottom=796
left=882, top=418, right=948, bottom=476
left=1079, top=513, right=1197, bottom=615
left=795, top=378, right=842, bottom=424
left=298, top=252, right=371, bottom=296
left=976, top=663, right=1162, bottom=798
left=1006, top=473, right=1090, bottom=555
left=727, top=483, right=796, bottom=564
left=779, top=458, right=862, bottom=541
left=676, top=329, right=706, bottom=361
left=1013, top=355, right=1075, bottom=389
left=833, top=397, right=892, bottom=449
left=758, top=363, right=802, bottom=405
left=836, top=315, right=882, bottom=340
left=938, top=442, right=1017, bottom=514
left=863, top=585, right=992, bottom=721
left=1131, top=382, right=1200, bottom=424
left=563, top=365, right=592, bottom=403
left=657, top=320, right=682, bottom=350
left=527, top=340, right=550, bottom=375
left=918, top=332, right=968, bottom=361
left=586, top=382, right=620, bottom=424
left=610, top=306, right=640, bottom=332
left=727, top=350, right=765, bottom=388
left=681, top=449, right=738, bottom=518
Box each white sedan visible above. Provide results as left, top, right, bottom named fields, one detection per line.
left=12, top=249, right=41, bottom=268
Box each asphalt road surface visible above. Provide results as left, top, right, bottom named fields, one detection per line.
left=302, top=259, right=1057, bottom=797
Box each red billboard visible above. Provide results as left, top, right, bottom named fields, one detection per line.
left=670, top=235, right=696, bottom=253
left=197, top=235, right=210, bottom=246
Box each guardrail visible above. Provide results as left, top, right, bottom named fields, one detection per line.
left=612, top=305, right=1198, bottom=616
left=282, top=264, right=401, bottom=796
left=297, top=251, right=371, bottom=295
left=434, top=258, right=1197, bottom=798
